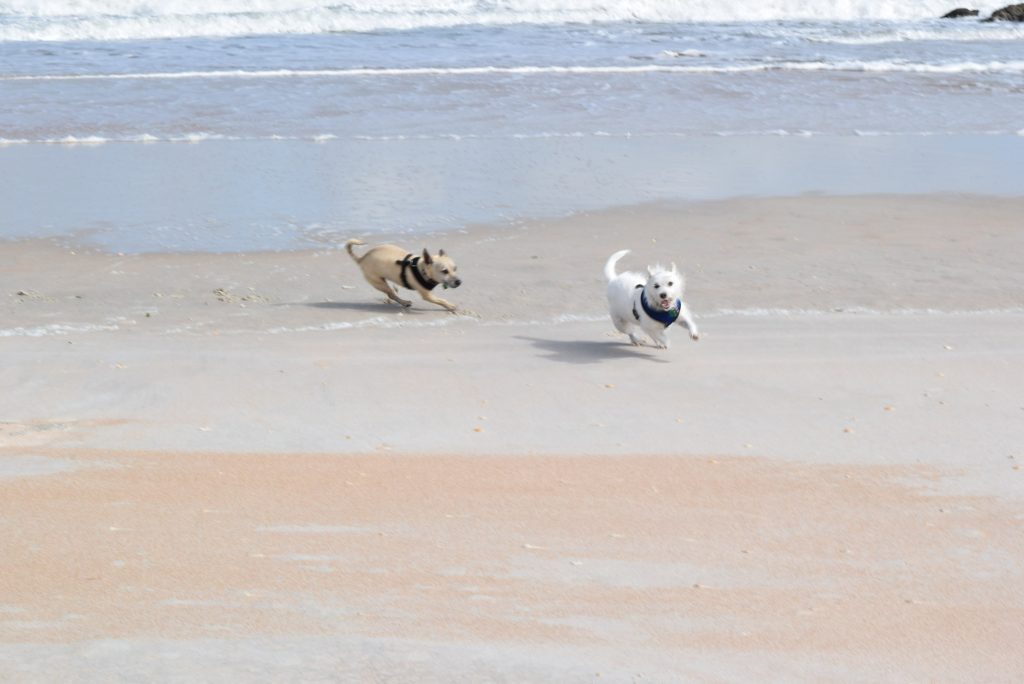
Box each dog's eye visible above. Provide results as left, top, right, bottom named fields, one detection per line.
left=654, top=284, right=660, bottom=289
left=442, top=269, right=449, bottom=274
left=667, top=281, right=673, bottom=287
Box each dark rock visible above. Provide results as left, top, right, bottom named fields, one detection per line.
left=941, top=7, right=979, bottom=17
left=984, top=3, right=1024, bottom=20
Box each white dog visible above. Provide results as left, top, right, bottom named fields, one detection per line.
left=345, top=239, right=462, bottom=312
left=604, top=249, right=699, bottom=349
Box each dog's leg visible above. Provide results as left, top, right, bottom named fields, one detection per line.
left=368, top=276, right=412, bottom=308
left=675, top=303, right=700, bottom=341
left=650, top=328, right=670, bottom=350
left=612, top=316, right=644, bottom=346
left=420, top=291, right=458, bottom=313
left=626, top=323, right=645, bottom=346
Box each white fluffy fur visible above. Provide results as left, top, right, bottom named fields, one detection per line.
left=604, top=249, right=700, bottom=349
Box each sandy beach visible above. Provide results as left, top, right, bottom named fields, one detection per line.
left=6, top=2, right=1024, bottom=678
left=2, top=194, right=1023, bottom=681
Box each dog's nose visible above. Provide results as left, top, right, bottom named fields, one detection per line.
left=659, top=292, right=668, bottom=299
left=452, top=279, right=462, bottom=288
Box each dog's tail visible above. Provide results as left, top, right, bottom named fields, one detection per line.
left=604, top=249, right=630, bottom=282
left=345, top=238, right=367, bottom=263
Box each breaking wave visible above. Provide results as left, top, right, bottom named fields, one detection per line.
left=0, top=0, right=1003, bottom=42
left=6, top=60, right=1024, bottom=82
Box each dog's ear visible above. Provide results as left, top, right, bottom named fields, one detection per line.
left=422, top=248, right=433, bottom=264
left=646, top=266, right=655, bottom=278
left=438, top=248, right=446, bottom=257
left=670, top=262, right=678, bottom=274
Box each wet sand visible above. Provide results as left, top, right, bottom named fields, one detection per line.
left=2, top=194, right=1023, bottom=681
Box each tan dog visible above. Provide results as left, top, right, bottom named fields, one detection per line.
left=345, top=239, right=462, bottom=312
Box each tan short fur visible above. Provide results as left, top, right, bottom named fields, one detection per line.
left=345, top=239, right=462, bottom=312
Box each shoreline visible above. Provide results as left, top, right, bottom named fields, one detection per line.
left=4, top=193, right=1023, bottom=324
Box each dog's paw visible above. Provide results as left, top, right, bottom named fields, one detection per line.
left=690, top=332, right=701, bottom=341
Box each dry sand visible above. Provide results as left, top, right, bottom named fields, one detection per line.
left=2, top=194, right=1023, bottom=681
left=2, top=452, right=1023, bottom=681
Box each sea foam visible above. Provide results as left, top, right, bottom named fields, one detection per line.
left=7, top=60, right=1024, bottom=82
left=0, top=0, right=1007, bottom=42
left=0, top=321, right=122, bottom=337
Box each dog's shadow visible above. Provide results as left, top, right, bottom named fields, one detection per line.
left=515, top=336, right=670, bottom=365
left=304, top=301, right=427, bottom=315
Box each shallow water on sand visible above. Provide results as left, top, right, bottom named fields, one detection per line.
left=1, top=134, right=1021, bottom=252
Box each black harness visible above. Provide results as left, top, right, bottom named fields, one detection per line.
left=632, top=284, right=644, bottom=320
left=396, top=254, right=438, bottom=291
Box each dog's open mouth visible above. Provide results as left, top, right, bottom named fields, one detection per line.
left=659, top=299, right=673, bottom=310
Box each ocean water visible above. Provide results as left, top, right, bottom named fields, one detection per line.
left=1, top=0, right=1022, bottom=251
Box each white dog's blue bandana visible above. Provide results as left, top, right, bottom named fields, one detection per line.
left=634, top=288, right=681, bottom=328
